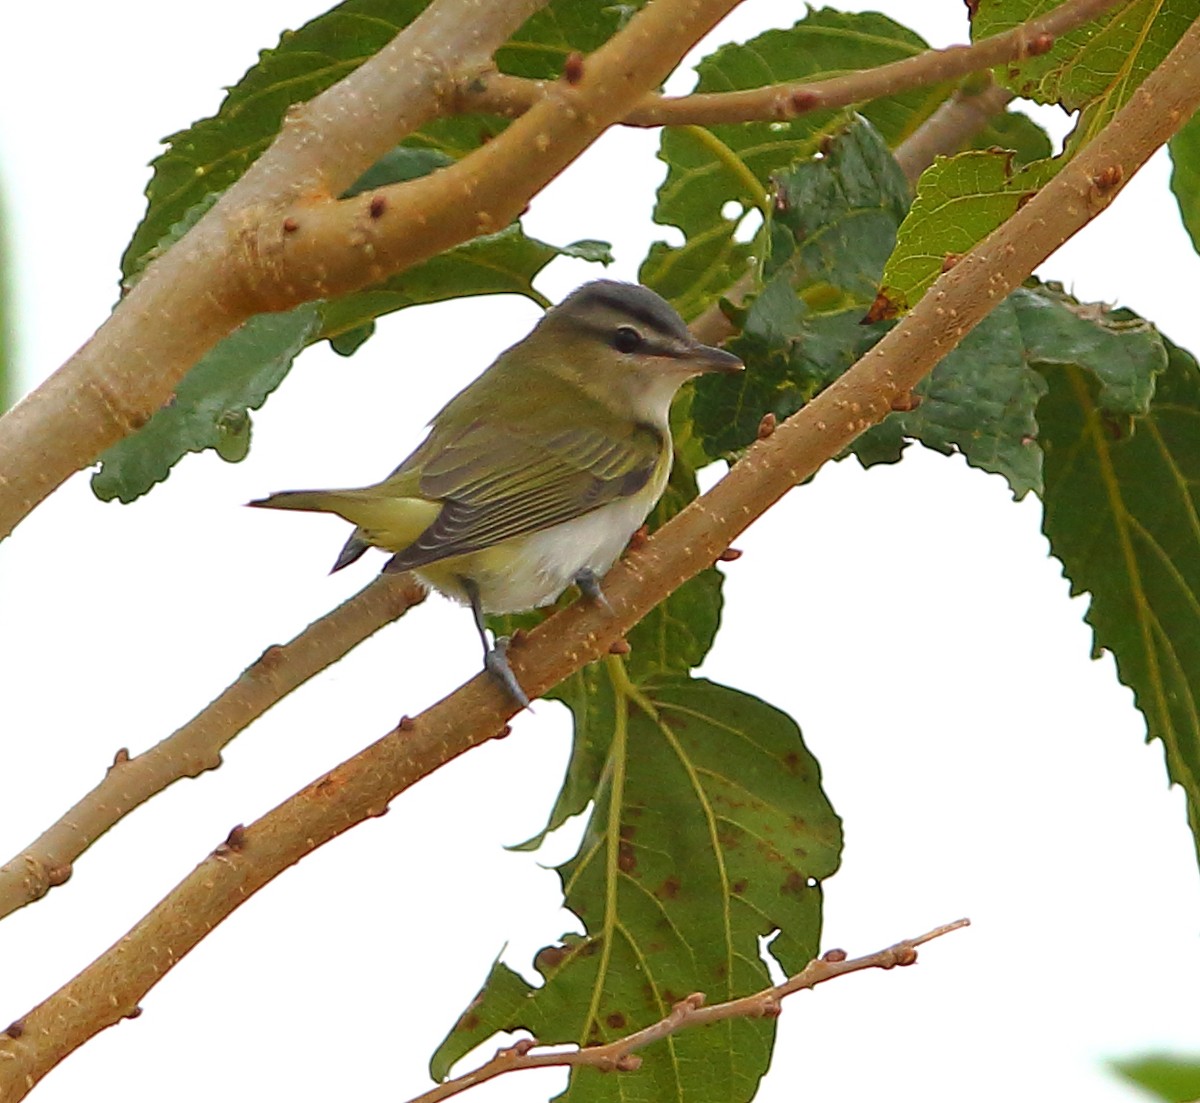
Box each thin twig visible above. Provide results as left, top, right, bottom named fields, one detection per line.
left=460, top=0, right=1125, bottom=127
left=409, top=920, right=970, bottom=1103
left=0, top=572, right=425, bottom=921
left=3, top=10, right=1197, bottom=1094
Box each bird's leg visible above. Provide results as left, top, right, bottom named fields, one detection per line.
left=573, top=567, right=612, bottom=613
left=462, top=576, right=530, bottom=709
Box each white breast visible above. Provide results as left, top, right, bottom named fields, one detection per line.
left=420, top=460, right=669, bottom=615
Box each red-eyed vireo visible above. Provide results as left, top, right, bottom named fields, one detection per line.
left=251, top=280, right=743, bottom=706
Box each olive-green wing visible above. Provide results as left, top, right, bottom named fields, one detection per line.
left=383, top=419, right=664, bottom=572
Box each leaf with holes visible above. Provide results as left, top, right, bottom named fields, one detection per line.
left=433, top=673, right=841, bottom=1103
left=690, top=116, right=909, bottom=458
left=1038, top=335, right=1200, bottom=857
left=854, top=285, right=1168, bottom=498
left=971, top=0, right=1200, bottom=149
left=641, top=8, right=950, bottom=319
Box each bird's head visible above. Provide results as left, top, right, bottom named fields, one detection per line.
left=528, top=280, right=743, bottom=422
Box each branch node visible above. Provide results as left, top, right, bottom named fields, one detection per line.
left=787, top=87, right=822, bottom=116
left=503, top=1038, right=538, bottom=1059
left=369, top=195, right=388, bottom=220
left=717, top=547, right=742, bottom=562
left=1091, top=164, right=1124, bottom=193
left=109, top=747, right=130, bottom=769
left=625, top=525, right=650, bottom=553
left=608, top=637, right=631, bottom=655
left=215, top=824, right=248, bottom=856
left=252, top=645, right=286, bottom=675
left=759, top=994, right=783, bottom=1018
left=614, top=1053, right=642, bottom=1071
left=398, top=715, right=417, bottom=732
left=45, top=863, right=72, bottom=888
left=281, top=217, right=300, bottom=234
left=889, top=391, right=921, bottom=413
left=563, top=51, right=585, bottom=85
left=822, top=947, right=847, bottom=963
left=124, top=1006, right=143, bottom=1021
left=757, top=412, right=778, bottom=439
left=4, top=1020, right=25, bottom=1040
left=1029, top=32, right=1056, bottom=56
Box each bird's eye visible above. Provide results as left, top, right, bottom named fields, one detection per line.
left=612, top=325, right=643, bottom=354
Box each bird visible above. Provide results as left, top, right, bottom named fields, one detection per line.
left=250, top=279, right=743, bottom=706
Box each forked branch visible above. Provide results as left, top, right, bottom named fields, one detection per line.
left=4, top=9, right=1198, bottom=1096
left=0, top=0, right=1125, bottom=543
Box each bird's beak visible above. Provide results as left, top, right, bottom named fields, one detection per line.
left=685, top=342, right=744, bottom=374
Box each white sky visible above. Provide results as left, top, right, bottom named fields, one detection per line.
left=1, top=3, right=1199, bottom=1102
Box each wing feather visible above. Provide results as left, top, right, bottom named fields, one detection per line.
left=385, top=420, right=664, bottom=573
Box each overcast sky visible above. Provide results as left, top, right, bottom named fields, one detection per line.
left=1, top=3, right=1198, bottom=1102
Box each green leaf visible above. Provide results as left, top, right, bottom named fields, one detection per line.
left=641, top=8, right=952, bottom=319
left=97, top=226, right=609, bottom=502
left=507, top=452, right=723, bottom=854
left=1038, top=333, right=1200, bottom=860
left=314, top=230, right=612, bottom=347
left=972, top=0, right=1200, bottom=149
left=434, top=671, right=841, bottom=1103
left=1169, top=108, right=1200, bottom=256
left=855, top=284, right=1167, bottom=497
left=691, top=116, right=909, bottom=457
left=342, top=146, right=454, bottom=197
left=1112, top=1054, right=1200, bottom=1102
left=969, top=105, right=1053, bottom=166
left=92, top=307, right=320, bottom=502
left=121, top=0, right=638, bottom=281
left=879, top=150, right=1058, bottom=314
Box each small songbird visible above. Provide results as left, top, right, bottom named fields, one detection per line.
left=251, top=280, right=743, bottom=706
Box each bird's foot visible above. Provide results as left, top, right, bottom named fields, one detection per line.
left=485, top=636, right=531, bottom=710
left=573, top=568, right=612, bottom=613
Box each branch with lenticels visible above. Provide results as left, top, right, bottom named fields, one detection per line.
left=3, top=9, right=1197, bottom=1097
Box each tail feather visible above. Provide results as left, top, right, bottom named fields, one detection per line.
left=249, top=487, right=441, bottom=565
left=248, top=489, right=347, bottom=513
left=331, top=532, right=370, bottom=573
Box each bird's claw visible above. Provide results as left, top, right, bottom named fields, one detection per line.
left=573, top=568, right=612, bottom=613
left=485, top=636, right=530, bottom=709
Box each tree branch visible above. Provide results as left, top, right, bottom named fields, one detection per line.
left=894, top=79, right=1015, bottom=185
left=4, top=8, right=1199, bottom=1096
left=408, top=919, right=970, bottom=1103
left=460, top=0, right=1123, bottom=127
left=0, top=572, right=425, bottom=921
left=0, top=0, right=741, bottom=543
